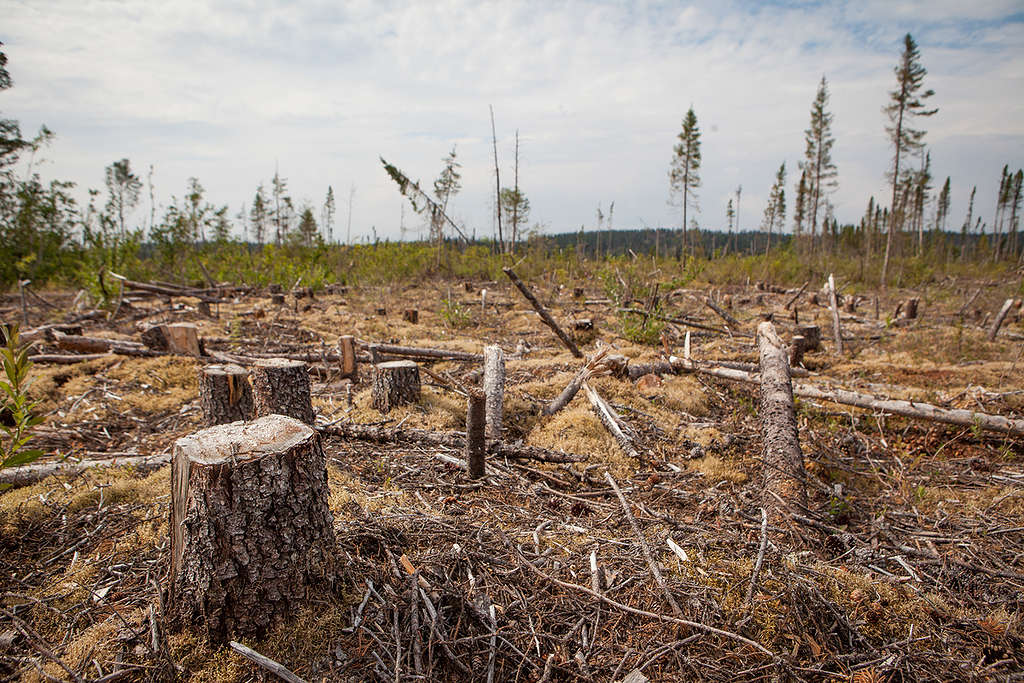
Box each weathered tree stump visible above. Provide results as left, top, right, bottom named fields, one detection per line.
left=198, top=364, right=253, bottom=426
left=789, top=335, right=811, bottom=367
left=899, top=297, right=919, bottom=320
left=141, top=322, right=201, bottom=356
left=169, top=415, right=336, bottom=644
left=371, top=360, right=421, bottom=413
left=403, top=309, right=419, bottom=324
left=197, top=300, right=212, bottom=318
left=338, top=335, right=358, bottom=380
left=483, top=345, right=505, bottom=440
left=757, top=322, right=807, bottom=529
left=795, top=324, right=821, bottom=352
left=375, top=307, right=387, bottom=316
left=466, top=390, right=486, bottom=479
left=268, top=283, right=282, bottom=294
left=251, top=358, right=315, bottom=425
left=270, top=293, right=285, bottom=306
left=573, top=287, right=585, bottom=298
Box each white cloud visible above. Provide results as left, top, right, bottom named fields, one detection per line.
left=3, top=0, right=1023, bottom=241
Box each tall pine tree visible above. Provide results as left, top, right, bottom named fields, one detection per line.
left=669, top=107, right=701, bottom=259
left=801, top=76, right=838, bottom=246
left=881, top=33, right=937, bottom=287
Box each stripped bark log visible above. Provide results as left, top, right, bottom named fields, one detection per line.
left=198, top=364, right=253, bottom=426
left=988, top=298, right=1017, bottom=341
left=582, top=381, right=640, bottom=459
left=371, top=360, right=421, bottom=413
left=757, top=322, right=808, bottom=526
left=320, top=423, right=588, bottom=463
left=0, top=452, right=171, bottom=487
left=108, top=272, right=225, bottom=303
left=170, top=416, right=336, bottom=644
left=466, top=390, right=486, bottom=479
left=827, top=274, right=844, bottom=354
left=356, top=341, right=483, bottom=363
left=251, top=358, right=315, bottom=425
left=338, top=335, right=358, bottom=380
left=503, top=267, right=582, bottom=357
left=483, top=345, right=505, bottom=439
left=52, top=330, right=156, bottom=356
left=542, top=350, right=612, bottom=416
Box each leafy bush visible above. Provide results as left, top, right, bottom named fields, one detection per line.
left=1, top=325, right=44, bottom=486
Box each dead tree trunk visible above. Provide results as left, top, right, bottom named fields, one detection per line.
left=483, top=345, right=505, bottom=440
left=503, top=267, right=583, bottom=357
left=371, top=360, right=421, bottom=413
left=169, top=415, right=336, bottom=644
left=466, top=390, right=486, bottom=479
left=988, top=298, right=1017, bottom=341
left=827, top=274, right=844, bottom=354
left=198, top=364, right=253, bottom=426
left=756, top=322, right=808, bottom=527
left=251, top=358, right=315, bottom=425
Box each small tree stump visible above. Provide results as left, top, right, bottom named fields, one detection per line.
left=789, top=335, right=810, bottom=367
left=723, top=294, right=733, bottom=310
left=375, top=307, right=387, bottom=317
left=796, top=324, right=821, bottom=351
left=371, top=361, right=421, bottom=413
left=270, top=293, right=285, bottom=306
left=197, top=300, right=212, bottom=318
left=170, top=415, right=336, bottom=644
left=574, top=318, right=594, bottom=331
left=466, top=390, right=486, bottom=479
left=268, top=283, right=282, bottom=294
left=338, top=335, right=358, bottom=380
left=403, top=309, right=419, bottom=324
left=483, top=345, right=505, bottom=440
left=899, top=297, right=919, bottom=320
left=141, top=323, right=201, bottom=356
left=251, top=358, right=315, bottom=425
left=198, top=364, right=253, bottom=426
left=573, top=287, right=585, bottom=298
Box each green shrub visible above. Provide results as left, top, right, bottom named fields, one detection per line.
left=1, top=325, right=44, bottom=487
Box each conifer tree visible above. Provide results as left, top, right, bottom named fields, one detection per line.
left=669, top=107, right=701, bottom=258
left=961, top=186, right=976, bottom=261
left=762, top=162, right=786, bottom=255
left=322, top=186, right=335, bottom=244
left=801, top=76, right=838, bottom=245
left=104, top=159, right=142, bottom=240
left=935, top=176, right=951, bottom=233
left=793, top=169, right=808, bottom=244
left=250, top=184, right=268, bottom=246
left=882, top=33, right=937, bottom=287
left=994, top=165, right=1010, bottom=261
left=271, top=170, right=290, bottom=245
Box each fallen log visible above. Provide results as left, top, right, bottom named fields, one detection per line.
left=703, top=296, right=741, bottom=329
left=664, top=358, right=1024, bottom=437
left=52, top=331, right=159, bottom=357
left=583, top=381, right=640, bottom=459
left=503, top=267, right=583, bottom=358
left=0, top=452, right=171, bottom=487
left=29, top=353, right=112, bottom=364
left=988, top=298, right=1018, bottom=341
left=542, top=350, right=613, bottom=416
left=357, top=341, right=483, bottom=363
left=785, top=281, right=809, bottom=310
left=320, top=423, right=588, bottom=463
left=616, top=307, right=740, bottom=337
left=108, top=272, right=226, bottom=303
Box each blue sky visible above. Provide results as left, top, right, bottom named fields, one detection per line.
left=4, top=0, right=1023, bottom=242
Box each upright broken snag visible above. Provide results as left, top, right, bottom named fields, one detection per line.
left=988, top=298, right=1017, bottom=341
left=466, top=389, right=486, bottom=479
left=338, top=335, right=358, bottom=380
left=141, top=322, right=201, bottom=356
left=169, top=415, right=336, bottom=645
left=198, top=364, right=253, bottom=426
left=483, top=345, right=505, bottom=440
left=251, top=358, right=315, bottom=425
left=756, top=322, right=808, bottom=528
left=826, top=274, right=844, bottom=355
left=371, top=360, right=421, bottom=413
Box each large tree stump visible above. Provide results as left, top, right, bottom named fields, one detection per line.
left=198, top=364, right=253, bottom=426
left=169, top=415, right=336, bottom=644
left=796, top=324, right=821, bottom=352
left=483, top=345, right=505, bottom=440
left=251, top=358, right=315, bottom=425
left=371, top=361, right=421, bottom=413
left=757, top=322, right=807, bottom=529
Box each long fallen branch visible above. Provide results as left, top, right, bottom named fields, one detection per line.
left=616, top=307, right=743, bottom=337
left=663, top=358, right=1024, bottom=438
left=107, top=271, right=226, bottom=303
left=52, top=331, right=160, bottom=357
left=582, top=381, right=640, bottom=459
left=503, top=267, right=583, bottom=358
left=320, top=423, right=588, bottom=463
left=542, top=350, right=612, bottom=416
left=358, top=341, right=484, bottom=363
left=0, top=453, right=171, bottom=487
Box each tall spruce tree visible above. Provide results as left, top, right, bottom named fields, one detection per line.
left=669, top=107, right=701, bottom=258
left=801, top=76, right=838, bottom=244
left=936, top=176, right=951, bottom=233
left=881, top=33, right=937, bottom=287
left=793, top=168, right=808, bottom=244
left=961, top=186, right=976, bottom=261
left=250, top=184, right=268, bottom=246
left=104, top=159, right=142, bottom=240
left=762, top=162, right=786, bottom=255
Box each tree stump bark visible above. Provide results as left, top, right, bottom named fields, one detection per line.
left=141, top=322, right=201, bottom=356
left=371, top=361, right=421, bottom=413
left=270, top=293, right=285, bottom=306
left=789, top=335, right=810, bottom=367
left=483, top=345, right=505, bottom=440
left=251, top=358, right=315, bottom=425
left=338, top=335, right=358, bottom=380
left=466, top=390, right=486, bottom=479
left=403, top=309, right=419, bottom=324
left=757, top=322, right=807, bottom=529
left=827, top=274, right=844, bottom=354
left=198, top=364, right=253, bottom=426
left=169, top=415, right=336, bottom=644
left=899, top=297, right=919, bottom=320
